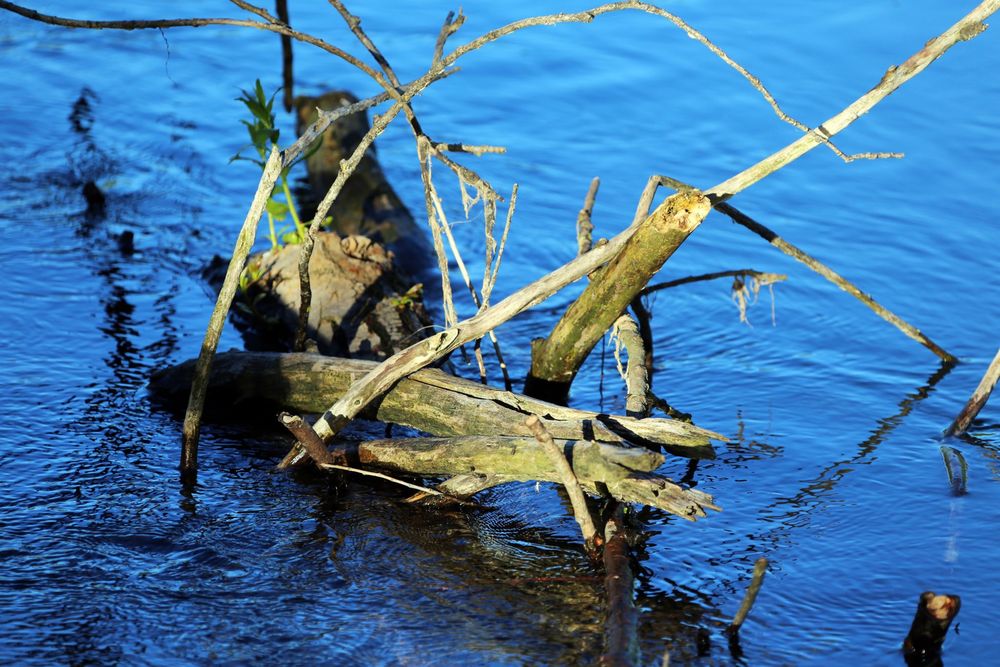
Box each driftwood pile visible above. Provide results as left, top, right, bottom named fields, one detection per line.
left=18, top=1, right=999, bottom=662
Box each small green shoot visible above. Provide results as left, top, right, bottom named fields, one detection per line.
left=231, top=79, right=306, bottom=248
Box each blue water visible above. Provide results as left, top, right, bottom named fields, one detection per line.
left=1, top=1, right=999, bottom=664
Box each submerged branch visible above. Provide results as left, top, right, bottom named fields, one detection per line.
left=180, top=146, right=282, bottom=478
left=947, top=347, right=1000, bottom=435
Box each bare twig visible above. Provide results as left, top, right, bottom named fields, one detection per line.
left=0, top=0, right=389, bottom=82
left=433, top=9, right=465, bottom=67
left=641, top=269, right=787, bottom=296
left=440, top=2, right=895, bottom=162
left=707, top=1, right=997, bottom=199
left=229, top=0, right=275, bottom=23
left=431, top=141, right=504, bottom=156
left=428, top=177, right=513, bottom=389
left=481, top=184, right=517, bottom=309
left=726, top=557, right=768, bottom=637
left=947, top=347, right=1000, bottom=435
left=417, top=138, right=460, bottom=328
left=525, top=415, right=600, bottom=553
left=180, top=146, right=282, bottom=478
left=318, top=463, right=455, bottom=499
left=578, top=177, right=600, bottom=256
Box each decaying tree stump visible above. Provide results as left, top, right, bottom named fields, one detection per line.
left=235, top=232, right=430, bottom=357
left=204, top=90, right=434, bottom=358
left=903, top=591, right=960, bottom=666
left=149, top=351, right=722, bottom=457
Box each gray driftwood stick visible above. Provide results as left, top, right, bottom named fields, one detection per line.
left=947, top=347, right=1000, bottom=436
left=324, top=436, right=717, bottom=520
left=149, top=351, right=723, bottom=459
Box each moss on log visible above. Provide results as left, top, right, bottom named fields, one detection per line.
left=149, top=351, right=723, bottom=458
left=526, top=190, right=711, bottom=402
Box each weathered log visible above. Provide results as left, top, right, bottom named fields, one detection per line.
left=149, top=351, right=723, bottom=458
left=324, top=436, right=718, bottom=520
left=527, top=190, right=711, bottom=403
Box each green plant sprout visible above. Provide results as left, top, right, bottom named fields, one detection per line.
left=230, top=79, right=306, bottom=248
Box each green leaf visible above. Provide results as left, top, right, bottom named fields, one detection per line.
left=266, top=199, right=289, bottom=220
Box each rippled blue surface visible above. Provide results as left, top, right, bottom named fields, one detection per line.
left=1, top=1, right=999, bottom=664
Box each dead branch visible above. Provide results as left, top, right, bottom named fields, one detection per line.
left=610, top=315, right=649, bottom=418
left=180, top=146, right=282, bottom=478
left=658, top=173, right=954, bottom=356
left=947, top=346, right=1000, bottom=435
left=600, top=505, right=640, bottom=667
left=714, top=195, right=954, bottom=361
left=526, top=416, right=600, bottom=553
left=578, top=177, right=600, bottom=256
left=641, top=269, right=787, bottom=296
left=314, top=435, right=717, bottom=519
left=726, top=557, right=768, bottom=637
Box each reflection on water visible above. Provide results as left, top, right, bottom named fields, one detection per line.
left=2, top=1, right=1000, bottom=665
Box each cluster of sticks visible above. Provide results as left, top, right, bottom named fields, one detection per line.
left=9, top=0, right=1000, bottom=663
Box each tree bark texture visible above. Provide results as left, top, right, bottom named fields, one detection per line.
left=150, top=352, right=722, bottom=456
left=527, top=190, right=711, bottom=402
left=324, top=436, right=718, bottom=520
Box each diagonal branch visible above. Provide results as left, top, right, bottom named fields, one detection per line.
left=308, top=0, right=996, bottom=445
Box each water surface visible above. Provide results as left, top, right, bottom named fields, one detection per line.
left=1, top=1, right=998, bottom=664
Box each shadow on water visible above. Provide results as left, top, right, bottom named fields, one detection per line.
left=757, top=361, right=955, bottom=535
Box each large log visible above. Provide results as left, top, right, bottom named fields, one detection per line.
left=149, top=351, right=723, bottom=458
left=326, top=436, right=718, bottom=520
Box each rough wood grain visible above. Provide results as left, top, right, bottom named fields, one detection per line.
left=149, top=351, right=723, bottom=458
